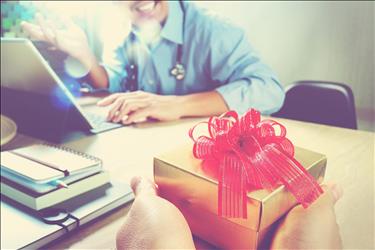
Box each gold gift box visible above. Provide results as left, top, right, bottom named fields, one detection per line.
left=154, top=144, right=326, bottom=249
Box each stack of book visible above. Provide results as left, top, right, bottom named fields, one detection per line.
left=0, top=143, right=109, bottom=210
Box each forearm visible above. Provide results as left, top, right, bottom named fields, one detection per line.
left=216, top=79, right=285, bottom=115
left=80, top=52, right=110, bottom=89
left=177, top=91, right=229, bottom=118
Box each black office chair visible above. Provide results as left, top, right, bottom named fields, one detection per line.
left=272, top=80, right=357, bottom=129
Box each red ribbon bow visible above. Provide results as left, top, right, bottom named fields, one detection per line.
left=189, top=109, right=323, bottom=218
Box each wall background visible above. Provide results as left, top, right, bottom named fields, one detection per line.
left=195, top=1, right=374, bottom=131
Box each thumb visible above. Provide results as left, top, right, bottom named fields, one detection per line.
left=130, top=176, right=157, bottom=197
left=321, top=181, right=344, bottom=205
left=296, top=182, right=343, bottom=213
left=318, top=182, right=343, bottom=207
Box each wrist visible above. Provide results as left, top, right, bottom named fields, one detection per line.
left=172, top=91, right=229, bottom=118
left=78, top=50, right=97, bottom=71
left=172, top=95, right=190, bottom=119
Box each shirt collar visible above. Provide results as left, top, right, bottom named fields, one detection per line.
left=160, top=1, right=184, bottom=45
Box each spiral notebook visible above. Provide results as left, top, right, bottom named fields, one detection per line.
left=1, top=143, right=102, bottom=184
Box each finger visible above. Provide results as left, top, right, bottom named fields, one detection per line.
left=113, top=100, right=138, bottom=123
left=130, top=176, right=157, bottom=197
left=322, top=182, right=343, bottom=204
left=46, top=20, right=59, bottom=45
left=98, top=91, right=150, bottom=107
left=107, top=97, right=125, bottom=121
left=116, top=90, right=151, bottom=100
left=116, top=90, right=146, bottom=97
left=36, top=13, right=56, bottom=45
left=271, top=182, right=343, bottom=249
left=97, top=93, right=122, bottom=106
left=114, top=100, right=151, bottom=123
left=59, top=15, right=76, bottom=30
left=123, top=107, right=151, bottom=124
left=292, top=182, right=343, bottom=214
left=21, top=21, right=46, bottom=41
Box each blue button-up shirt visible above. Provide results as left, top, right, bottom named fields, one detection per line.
left=102, top=1, right=284, bottom=115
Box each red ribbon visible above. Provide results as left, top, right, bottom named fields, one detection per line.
left=189, top=109, right=323, bottom=218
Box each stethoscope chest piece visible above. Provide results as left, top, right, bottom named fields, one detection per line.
left=170, top=63, right=185, bottom=81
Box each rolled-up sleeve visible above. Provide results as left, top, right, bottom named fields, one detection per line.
left=210, top=25, right=285, bottom=115
left=101, top=45, right=127, bottom=93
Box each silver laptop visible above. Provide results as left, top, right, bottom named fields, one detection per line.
left=1, top=38, right=122, bottom=140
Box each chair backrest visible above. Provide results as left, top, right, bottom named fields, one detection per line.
left=272, top=80, right=357, bottom=129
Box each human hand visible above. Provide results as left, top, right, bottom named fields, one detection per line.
left=21, top=13, right=94, bottom=69
left=116, top=176, right=195, bottom=250
left=97, top=91, right=183, bottom=124
left=271, top=182, right=343, bottom=249
left=117, top=178, right=342, bottom=250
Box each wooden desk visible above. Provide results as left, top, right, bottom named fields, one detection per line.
left=4, top=117, right=374, bottom=249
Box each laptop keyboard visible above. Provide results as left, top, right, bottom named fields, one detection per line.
left=86, top=112, right=107, bottom=126
left=85, top=112, right=122, bottom=133
left=81, top=103, right=123, bottom=133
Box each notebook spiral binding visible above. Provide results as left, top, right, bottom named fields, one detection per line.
left=41, top=143, right=103, bottom=165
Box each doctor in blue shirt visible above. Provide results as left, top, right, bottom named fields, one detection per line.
left=22, top=1, right=284, bottom=124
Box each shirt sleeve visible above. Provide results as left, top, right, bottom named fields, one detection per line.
left=209, top=25, right=285, bottom=115
left=100, top=45, right=128, bottom=93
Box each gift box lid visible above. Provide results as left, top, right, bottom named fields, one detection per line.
left=154, top=144, right=326, bottom=231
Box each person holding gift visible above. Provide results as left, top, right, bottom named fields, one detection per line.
left=117, top=176, right=343, bottom=249
left=21, top=1, right=285, bottom=124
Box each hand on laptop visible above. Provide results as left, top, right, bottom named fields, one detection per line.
left=21, top=13, right=95, bottom=70
left=116, top=177, right=342, bottom=250
left=97, top=91, right=183, bottom=124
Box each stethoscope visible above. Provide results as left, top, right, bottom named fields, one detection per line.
left=122, top=0, right=186, bottom=92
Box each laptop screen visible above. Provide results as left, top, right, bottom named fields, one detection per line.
left=1, top=38, right=92, bottom=141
